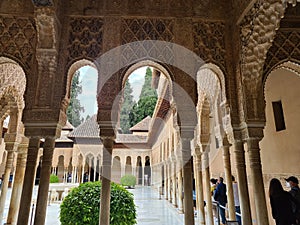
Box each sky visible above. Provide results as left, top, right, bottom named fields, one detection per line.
left=77, top=66, right=147, bottom=120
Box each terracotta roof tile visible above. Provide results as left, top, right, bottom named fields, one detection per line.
left=129, top=116, right=151, bottom=131
left=68, top=115, right=99, bottom=138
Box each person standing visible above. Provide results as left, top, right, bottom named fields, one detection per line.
left=232, top=176, right=241, bottom=225
left=214, top=177, right=227, bottom=225
left=269, top=178, right=296, bottom=225
left=285, top=176, right=300, bottom=223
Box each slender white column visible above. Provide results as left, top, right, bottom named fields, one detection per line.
left=17, top=137, right=40, bottom=225
left=99, top=138, right=114, bottom=225
left=222, top=136, right=235, bottom=220
left=234, top=140, right=252, bottom=225
left=203, top=150, right=213, bottom=225
left=34, top=137, right=55, bottom=225
left=6, top=136, right=29, bottom=225
left=247, top=137, right=269, bottom=225
left=194, top=147, right=205, bottom=225
left=0, top=133, right=19, bottom=224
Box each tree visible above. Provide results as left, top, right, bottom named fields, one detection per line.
left=120, top=80, right=135, bottom=133
left=129, top=67, right=157, bottom=127
left=67, top=71, right=85, bottom=127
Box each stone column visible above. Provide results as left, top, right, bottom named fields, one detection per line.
left=182, top=137, right=194, bottom=225
left=234, top=140, right=252, bottom=225
left=194, top=146, right=205, bottom=225
left=99, top=137, right=114, bottom=225
left=0, top=133, right=19, bottom=224
left=177, top=161, right=184, bottom=213
left=172, top=161, right=177, bottom=207
left=142, top=164, right=145, bottom=186
left=81, top=162, right=86, bottom=183
left=7, top=136, right=29, bottom=225
left=167, top=161, right=172, bottom=203
left=247, top=137, right=268, bottom=225
left=164, top=162, right=168, bottom=199
left=203, top=150, right=214, bottom=225
left=222, top=135, right=235, bottom=220
left=34, top=137, right=55, bottom=225
left=121, top=158, right=125, bottom=179
left=17, top=137, right=40, bottom=225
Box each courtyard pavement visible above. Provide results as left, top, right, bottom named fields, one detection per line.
left=2, top=186, right=191, bottom=225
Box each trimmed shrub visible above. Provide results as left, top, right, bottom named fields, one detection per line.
left=120, top=175, right=136, bottom=188
left=60, top=181, right=136, bottom=225
left=49, top=174, right=59, bottom=183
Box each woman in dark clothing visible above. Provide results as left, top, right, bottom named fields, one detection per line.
left=269, top=178, right=296, bottom=225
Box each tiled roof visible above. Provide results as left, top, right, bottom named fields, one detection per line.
left=68, top=115, right=100, bottom=138
left=116, top=134, right=147, bottom=143
left=129, top=116, right=151, bottom=131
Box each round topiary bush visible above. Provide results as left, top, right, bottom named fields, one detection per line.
left=120, top=175, right=136, bottom=188
left=49, top=174, right=59, bottom=183
left=60, top=181, right=136, bottom=225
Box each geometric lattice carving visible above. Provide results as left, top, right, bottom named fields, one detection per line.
left=67, top=17, right=103, bottom=62
left=193, top=21, right=226, bottom=71
left=0, top=16, right=36, bottom=69
left=120, top=18, right=174, bottom=65
left=32, top=0, right=53, bottom=7
left=264, top=30, right=300, bottom=76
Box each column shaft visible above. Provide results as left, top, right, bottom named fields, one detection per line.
left=172, top=162, right=177, bottom=207
left=164, top=163, right=168, bottom=200
left=182, top=138, right=194, bottom=225
left=203, top=151, right=214, bottom=225
left=247, top=138, right=268, bottom=225
left=234, top=141, right=252, bottom=225
left=195, top=154, right=205, bottom=225
left=99, top=138, right=114, bottom=225
left=0, top=150, right=15, bottom=224
left=222, top=144, right=235, bottom=220
left=168, top=163, right=172, bottom=203
left=177, top=166, right=184, bottom=212
left=17, top=137, right=40, bottom=225
left=34, top=137, right=55, bottom=225
left=7, top=137, right=28, bottom=225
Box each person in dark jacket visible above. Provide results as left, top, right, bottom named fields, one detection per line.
left=214, top=177, right=227, bottom=225
left=269, top=178, right=296, bottom=225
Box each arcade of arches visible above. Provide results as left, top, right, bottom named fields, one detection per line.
left=0, top=1, right=300, bottom=225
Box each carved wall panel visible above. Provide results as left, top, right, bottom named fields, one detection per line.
left=66, top=17, right=103, bottom=63
left=193, top=21, right=226, bottom=71
left=0, top=16, right=36, bottom=70
left=121, top=18, right=174, bottom=66
left=263, top=30, right=300, bottom=77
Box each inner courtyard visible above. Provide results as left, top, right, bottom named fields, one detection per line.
left=0, top=0, right=300, bottom=225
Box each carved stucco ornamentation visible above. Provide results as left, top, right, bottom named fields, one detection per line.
left=0, top=16, right=36, bottom=69
left=67, top=17, right=103, bottom=62
left=263, top=30, right=300, bottom=76
left=35, top=8, right=58, bottom=49
left=121, top=18, right=174, bottom=65
left=0, top=62, right=26, bottom=114
left=193, top=21, right=226, bottom=71
left=240, top=0, right=299, bottom=84
left=240, top=0, right=299, bottom=122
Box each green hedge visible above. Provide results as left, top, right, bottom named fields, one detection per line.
left=60, top=181, right=136, bottom=225
left=49, top=174, right=59, bottom=183
left=120, top=175, right=136, bottom=188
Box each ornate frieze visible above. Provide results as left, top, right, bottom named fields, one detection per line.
left=193, top=21, right=226, bottom=71
left=0, top=16, right=36, bottom=69
left=32, top=0, right=53, bottom=7
left=67, top=17, right=103, bottom=62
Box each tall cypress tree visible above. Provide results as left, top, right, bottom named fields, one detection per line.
left=129, top=67, right=157, bottom=127
left=67, top=70, right=85, bottom=127
left=120, top=80, right=136, bottom=133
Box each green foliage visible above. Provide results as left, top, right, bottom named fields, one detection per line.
left=120, top=80, right=136, bottom=133
left=120, top=175, right=136, bottom=188
left=129, top=67, right=157, bottom=126
left=60, top=182, right=136, bottom=225
left=67, top=70, right=85, bottom=127
left=49, top=174, right=59, bottom=183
